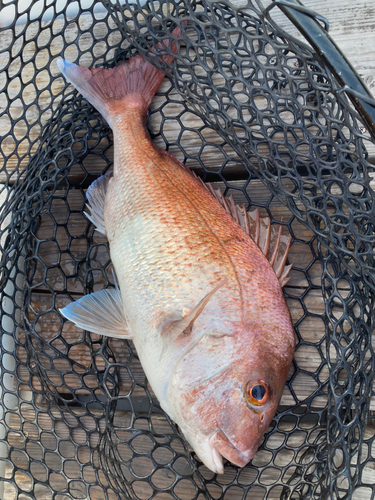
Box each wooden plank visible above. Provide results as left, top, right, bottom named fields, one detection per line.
left=4, top=407, right=375, bottom=500
left=262, top=0, right=375, bottom=83
left=31, top=179, right=356, bottom=295
left=1, top=4, right=375, bottom=498
left=31, top=182, right=319, bottom=295
left=17, top=288, right=375, bottom=411
left=1, top=3, right=373, bottom=411
left=1, top=2, right=375, bottom=185
left=22, top=185, right=372, bottom=410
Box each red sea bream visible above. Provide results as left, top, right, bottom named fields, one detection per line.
left=58, top=36, right=295, bottom=473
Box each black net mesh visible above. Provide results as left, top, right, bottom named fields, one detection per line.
left=0, top=1, right=374, bottom=499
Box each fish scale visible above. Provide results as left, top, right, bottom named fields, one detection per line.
left=107, top=163, right=257, bottom=322
left=58, top=41, right=295, bottom=474
left=107, top=119, right=246, bottom=291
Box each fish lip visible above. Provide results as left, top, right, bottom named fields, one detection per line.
left=209, top=446, right=224, bottom=475
left=209, top=429, right=255, bottom=468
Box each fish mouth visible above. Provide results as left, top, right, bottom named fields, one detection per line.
left=209, top=429, right=256, bottom=468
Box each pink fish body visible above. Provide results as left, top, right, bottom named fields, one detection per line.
left=58, top=39, right=295, bottom=473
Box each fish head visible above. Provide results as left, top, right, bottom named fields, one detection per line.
left=209, top=365, right=288, bottom=469
left=168, top=322, right=294, bottom=474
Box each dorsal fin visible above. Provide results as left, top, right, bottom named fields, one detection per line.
left=195, top=176, right=292, bottom=286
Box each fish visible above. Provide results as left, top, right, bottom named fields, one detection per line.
left=57, top=32, right=295, bottom=474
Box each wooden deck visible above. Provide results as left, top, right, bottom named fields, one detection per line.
left=1, top=1, right=375, bottom=498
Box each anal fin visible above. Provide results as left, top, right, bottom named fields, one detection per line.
left=60, top=288, right=131, bottom=339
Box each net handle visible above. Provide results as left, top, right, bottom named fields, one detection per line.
left=266, top=0, right=375, bottom=140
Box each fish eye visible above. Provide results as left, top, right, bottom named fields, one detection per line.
left=244, top=380, right=270, bottom=407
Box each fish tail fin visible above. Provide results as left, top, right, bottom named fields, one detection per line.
left=57, top=26, right=181, bottom=125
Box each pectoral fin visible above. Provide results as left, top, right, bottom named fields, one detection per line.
left=60, top=288, right=131, bottom=339
left=159, top=279, right=228, bottom=359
